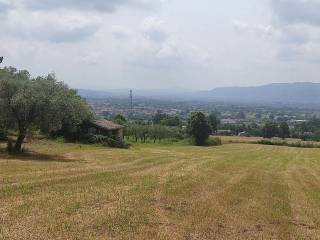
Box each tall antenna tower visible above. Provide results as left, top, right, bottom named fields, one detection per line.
left=129, top=89, right=133, bottom=116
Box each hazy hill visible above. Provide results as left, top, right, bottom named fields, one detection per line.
left=202, top=82, right=320, bottom=103
left=77, top=88, right=194, bottom=100
left=78, top=82, right=320, bottom=104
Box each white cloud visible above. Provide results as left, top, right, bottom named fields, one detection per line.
left=0, top=1, right=10, bottom=12
left=232, top=20, right=274, bottom=37
left=232, top=20, right=250, bottom=33
left=111, top=17, right=211, bottom=71
left=2, top=0, right=320, bottom=90
left=1, top=5, right=103, bottom=43
left=270, top=0, right=320, bottom=26
left=141, top=16, right=168, bottom=42
left=254, top=25, right=273, bottom=36
left=112, top=25, right=134, bottom=39
left=16, top=0, right=166, bottom=13
left=269, top=0, right=320, bottom=62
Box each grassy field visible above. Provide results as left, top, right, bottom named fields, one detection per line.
left=1, top=140, right=320, bottom=239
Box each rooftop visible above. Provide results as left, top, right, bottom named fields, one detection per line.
left=93, top=120, right=124, bottom=130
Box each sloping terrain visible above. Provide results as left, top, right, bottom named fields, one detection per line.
left=1, top=141, right=320, bottom=239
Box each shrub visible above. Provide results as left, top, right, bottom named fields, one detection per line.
left=205, top=137, right=222, bottom=146
left=257, top=139, right=286, bottom=146
left=187, top=112, right=211, bottom=146
left=256, top=139, right=320, bottom=148
left=103, top=139, right=130, bottom=149
left=87, top=134, right=108, bottom=144
left=87, top=134, right=130, bottom=149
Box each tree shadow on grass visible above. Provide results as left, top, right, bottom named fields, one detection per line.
left=0, top=148, right=84, bottom=163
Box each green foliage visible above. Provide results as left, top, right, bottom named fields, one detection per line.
left=205, top=137, right=222, bottom=146
left=219, top=122, right=262, bottom=136
left=208, top=112, right=220, bottom=133
left=0, top=124, right=7, bottom=141
left=310, top=131, right=320, bottom=141
left=187, top=112, right=212, bottom=146
left=279, top=122, right=290, bottom=139
left=292, top=118, right=320, bottom=141
left=256, top=139, right=320, bottom=148
left=127, top=124, right=181, bottom=143
left=262, top=122, right=279, bottom=139
left=52, top=120, right=92, bottom=142
left=0, top=67, right=92, bottom=152
left=113, top=114, right=127, bottom=125
left=161, top=116, right=181, bottom=127
left=152, top=112, right=167, bottom=124
left=87, top=134, right=129, bottom=149
left=152, top=111, right=181, bottom=126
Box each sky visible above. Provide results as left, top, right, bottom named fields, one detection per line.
left=0, top=0, right=320, bottom=90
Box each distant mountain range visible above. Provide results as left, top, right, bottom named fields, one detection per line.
left=77, top=88, right=194, bottom=100
left=201, top=82, right=320, bottom=103
left=78, top=82, right=320, bottom=104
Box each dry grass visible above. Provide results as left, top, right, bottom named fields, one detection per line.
left=1, top=140, right=320, bottom=239
left=218, top=135, right=263, bottom=143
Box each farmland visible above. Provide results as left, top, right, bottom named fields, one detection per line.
left=1, top=140, right=320, bottom=239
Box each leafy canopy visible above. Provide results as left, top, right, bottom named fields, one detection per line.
left=0, top=67, right=92, bottom=152
left=187, top=112, right=212, bottom=146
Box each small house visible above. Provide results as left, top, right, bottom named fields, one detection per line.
left=90, top=120, right=125, bottom=141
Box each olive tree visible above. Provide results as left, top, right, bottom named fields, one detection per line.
left=0, top=67, right=92, bottom=152
left=187, top=112, right=211, bottom=146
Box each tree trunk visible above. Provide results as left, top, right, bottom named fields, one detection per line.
left=14, top=133, right=26, bottom=153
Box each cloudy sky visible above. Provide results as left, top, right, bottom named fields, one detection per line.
left=0, top=0, right=319, bottom=90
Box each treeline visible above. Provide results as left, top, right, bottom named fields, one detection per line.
left=291, top=118, right=320, bottom=141
left=219, top=119, right=320, bottom=141
left=126, top=124, right=183, bottom=143
left=152, top=112, right=181, bottom=126
left=120, top=111, right=220, bottom=146
left=262, top=122, right=290, bottom=139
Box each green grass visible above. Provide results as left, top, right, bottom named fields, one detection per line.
left=1, top=140, right=320, bottom=239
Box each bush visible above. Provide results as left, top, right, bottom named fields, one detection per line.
left=256, top=139, right=320, bottom=148
left=187, top=112, right=211, bottom=146
left=103, top=139, right=130, bottom=149
left=87, top=134, right=108, bottom=144
left=87, top=134, right=130, bottom=149
left=257, top=139, right=286, bottom=146
left=205, top=137, right=222, bottom=146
